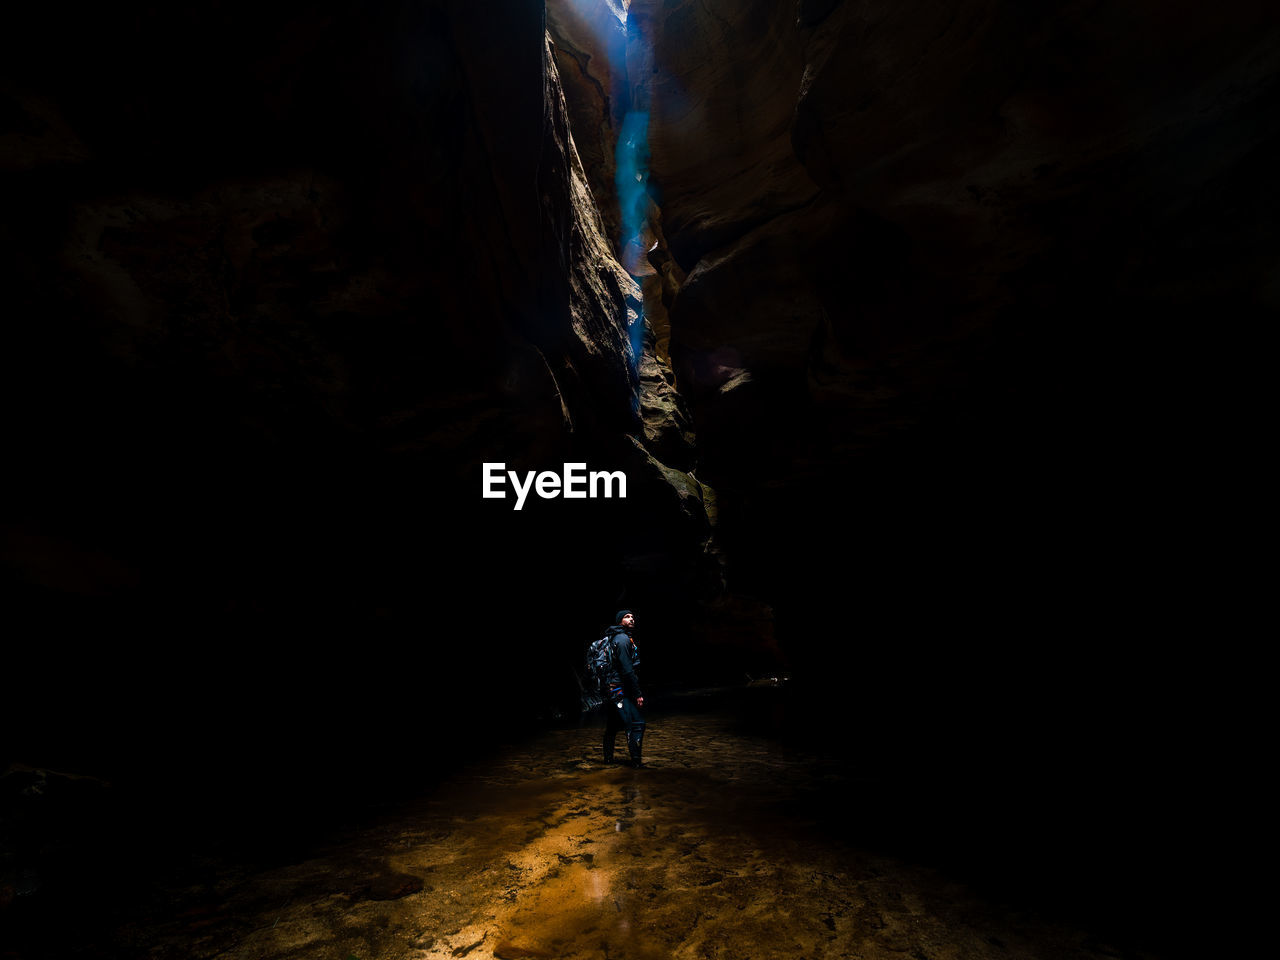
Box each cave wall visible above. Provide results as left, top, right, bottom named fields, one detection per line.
left=0, top=1, right=722, bottom=793
left=635, top=0, right=1277, bottom=659
left=1, top=1, right=1268, bottom=946
left=1, top=0, right=1268, bottom=791
left=628, top=0, right=1277, bottom=924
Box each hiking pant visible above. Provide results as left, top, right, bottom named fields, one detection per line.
left=603, top=696, right=645, bottom=764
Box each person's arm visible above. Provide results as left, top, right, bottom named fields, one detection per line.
left=613, top=636, right=644, bottom=702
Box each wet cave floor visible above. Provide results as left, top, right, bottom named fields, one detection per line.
left=33, top=703, right=1164, bottom=960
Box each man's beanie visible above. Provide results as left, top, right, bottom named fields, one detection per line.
left=616, top=609, right=633, bottom=623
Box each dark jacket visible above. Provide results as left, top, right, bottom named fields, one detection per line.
left=603, top=626, right=642, bottom=701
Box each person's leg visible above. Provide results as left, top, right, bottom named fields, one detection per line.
left=603, top=699, right=623, bottom=762
left=620, top=699, right=646, bottom=767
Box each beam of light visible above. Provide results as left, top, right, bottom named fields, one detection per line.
left=560, top=0, right=628, bottom=47
left=615, top=108, right=651, bottom=381
left=554, top=1, right=652, bottom=390
left=615, top=110, right=650, bottom=275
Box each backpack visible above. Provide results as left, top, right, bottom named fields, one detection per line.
left=580, top=630, right=627, bottom=711
left=586, top=633, right=616, bottom=697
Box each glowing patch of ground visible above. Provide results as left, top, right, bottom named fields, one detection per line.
left=118, top=712, right=1147, bottom=960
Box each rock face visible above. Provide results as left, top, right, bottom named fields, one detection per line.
left=622, top=6, right=1276, bottom=879
left=546, top=0, right=630, bottom=248
left=628, top=0, right=819, bottom=270
left=3, top=4, right=1255, bottom=948
left=2, top=2, right=719, bottom=780
left=630, top=0, right=1278, bottom=648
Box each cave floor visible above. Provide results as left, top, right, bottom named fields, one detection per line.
left=102, top=708, right=1151, bottom=960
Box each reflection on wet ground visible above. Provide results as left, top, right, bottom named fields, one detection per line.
left=103, top=709, right=1153, bottom=960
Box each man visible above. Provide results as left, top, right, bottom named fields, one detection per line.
left=601, top=609, right=645, bottom=767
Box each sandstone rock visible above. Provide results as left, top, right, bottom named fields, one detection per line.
left=363, top=870, right=424, bottom=901
left=628, top=0, right=819, bottom=271
left=3, top=0, right=722, bottom=795
left=649, top=0, right=1280, bottom=539
left=494, top=943, right=554, bottom=960
left=547, top=0, right=630, bottom=249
